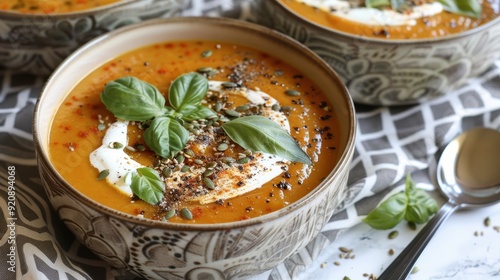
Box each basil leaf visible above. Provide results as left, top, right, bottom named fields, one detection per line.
left=143, top=116, right=189, bottom=158
left=362, top=193, right=407, bottom=229
left=130, top=167, right=165, bottom=205
left=365, top=0, right=390, bottom=8
left=181, top=104, right=217, bottom=121
left=438, top=0, right=481, bottom=18
left=404, top=175, right=438, bottom=223
left=101, top=76, right=167, bottom=121
left=169, top=72, right=208, bottom=112
left=221, top=115, right=312, bottom=164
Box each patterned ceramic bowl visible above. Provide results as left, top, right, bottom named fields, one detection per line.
left=255, top=0, right=500, bottom=106
left=33, top=17, right=356, bottom=279
left=0, top=0, right=186, bottom=75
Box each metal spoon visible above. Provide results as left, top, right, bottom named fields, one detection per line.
left=378, top=127, right=500, bottom=280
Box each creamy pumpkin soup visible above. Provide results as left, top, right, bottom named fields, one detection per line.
left=49, top=41, right=341, bottom=224
left=2, top=0, right=120, bottom=14
left=281, top=0, right=499, bottom=39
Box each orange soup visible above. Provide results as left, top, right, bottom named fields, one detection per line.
left=280, top=0, right=499, bottom=39
left=2, top=0, right=120, bottom=14
left=49, top=40, right=341, bottom=224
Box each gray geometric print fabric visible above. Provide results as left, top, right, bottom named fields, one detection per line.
left=2, top=1, right=500, bottom=279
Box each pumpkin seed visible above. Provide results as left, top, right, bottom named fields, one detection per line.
left=271, top=104, right=281, bottom=111
left=237, top=157, right=249, bottom=164
left=163, top=209, right=176, bottom=220
left=97, top=169, right=110, bottom=180
left=201, top=50, right=212, bottom=57
left=388, top=248, right=395, bottom=256
left=162, top=167, right=172, bottom=177
left=194, top=159, right=203, bottom=165
left=175, top=154, right=185, bottom=163
left=388, top=230, right=399, bottom=239
left=183, top=123, right=194, bottom=130
left=180, top=208, right=193, bottom=220
left=214, top=102, right=223, bottom=112
left=184, top=149, right=195, bottom=158
left=411, top=266, right=419, bottom=274
left=109, top=142, right=123, bottom=149
left=181, top=165, right=190, bottom=172
left=207, top=162, right=217, bottom=169
left=484, top=217, right=491, bottom=227
left=408, top=221, right=417, bottom=230
left=134, top=144, right=146, bottom=152
left=339, top=247, right=352, bottom=253
left=235, top=105, right=250, bottom=112
left=197, top=67, right=214, bottom=73
left=224, top=109, right=240, bottom=118
left=221, top=157, right=236, bottom=163
left=217, top=143, right=229, bottom=151
left=285, top=89, right=301, bottom=96
left=221, top=82, right=238, bottom=88
left=204, top=177, right=215, bottom=190
left=281, top=106, right=294, bottom=112
left=203, top=169, right=214, bottom=177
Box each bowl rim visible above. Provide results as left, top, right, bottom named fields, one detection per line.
left=0, top=0, right=153, bottom=19
left=33, top=16, right=357, bottom=231
left=270, top=0, right=500, bottom=45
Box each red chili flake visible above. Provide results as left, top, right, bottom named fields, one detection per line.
left=164, top=43, right=174, bottom=49
left=191, top=207, right=203, bottom=219
left=71, top=96, right=78, bottom=101
left=180, top=42, right=187, bottom=48
left=90, top=126, right=99, bottom=134
left=184, top=51, right=191, bottom=56
left=157, top=68, right=167, bottom=74
left=75, top=109, right=84, bottom=116
left=64, top=102, right=72, bottom=106
left=240, top=215, right=250, bottom=220
left=77, top=131, right=89, bottom=138
left=59, top=125, right=72, bottom=132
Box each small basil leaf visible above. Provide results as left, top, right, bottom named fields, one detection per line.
left=143, top=116, right=189, bottom=158
left=181, top=104, right=217, bottom=121
left=222, top=115, right=312, bottom=164
left=362, top=192, right=408, bottom=230
left=101, top=76, right=166, bottom=121
left=438, top=0, right=481, bottom=18
left=365, top=0, right=390, bottom=8
left=169, top=72, right=208, bottom=112
left=130, top=167, right=165, bottom=205
left=405, top=189, right=438, bottom=223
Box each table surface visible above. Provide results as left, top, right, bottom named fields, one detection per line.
left=1, top=1, right=500, bottom=279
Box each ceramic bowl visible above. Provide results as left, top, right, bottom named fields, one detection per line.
left=33, top=17, right=356, bottom=279
left=255, top=0, right=500, bottom=106
left=0, top=0, right=186, bottom=75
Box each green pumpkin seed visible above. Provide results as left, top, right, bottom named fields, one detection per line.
left=204, top=177, right=215, bottom=190
left=217, top=143, right=229, bottom=151
left=109, top=142, right=123, bottom=149
left=207, top=162, right=217, bottom=169
left=183, top=123, right=194, bottom=130
left=235, top=105, right=250, bottom=112
left=237, top=157, right=249, bottom=164
left=221, top=82, right=238, bottom=89
left=203, top=169, right=214, bottom=177
left=175, top=154, right=185, bottom=163
left=197, top=67, right=214, bottom=73
left=214, top=102, right=223, bottom=112
left=162, top=167, right=172, bottom=177
left=484, top=217, right=491, bottom=227
left=194, top=159, right=203, bottom=165
left=180, top=208, right=193, bottom=220
left=163, top=209, right=176, bottom=220
left=97, top=169, right=110, bottom=180
left=225, top=109, right=240, bottom=118
left=201, top=50, right=212, bottom=57
left=181, top=165, right=190, bottom=172
left=285, top=89, right=301, bottom=96
left=134, top=144, right=146, bottom=152
left=271, top=104, right=281, bottom=111
left=184, top=149, right=195, bottom=158
left=388, top=230, right=399, bottom=239
left=222, top=157, right=236, bottom=163
left=281, top=106, right=294, bottom=112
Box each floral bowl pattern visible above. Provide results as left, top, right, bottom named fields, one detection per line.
left=0, top=0, right=186, bottom=75
left=255, top=0, right=500, bottom=106
left=33, top=17, right=356, bottom=279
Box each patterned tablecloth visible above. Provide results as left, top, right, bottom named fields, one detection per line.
left=1, top=1, right=500, bottom=279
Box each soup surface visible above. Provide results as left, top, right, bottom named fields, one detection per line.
left=280, top=0, right=499, bottom=39
left=49, top=40, right=341, bottom=224
left=2, top=0, right=120, bottom=14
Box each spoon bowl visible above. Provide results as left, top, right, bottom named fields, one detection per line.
left=378, top=127, right=500, bottom=280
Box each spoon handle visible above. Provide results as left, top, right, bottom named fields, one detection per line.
left=377, top=201, right=459, bottom=280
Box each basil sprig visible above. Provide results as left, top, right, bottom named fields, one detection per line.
left=101, top=73, right=312, bottom=205
left=364, top=0, right=481, bottom=18
left=222, top=116, right=312, bottom=164
left=363, top=174, right=438, bottom=230
left=130, top=167, right=165, bottom=205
